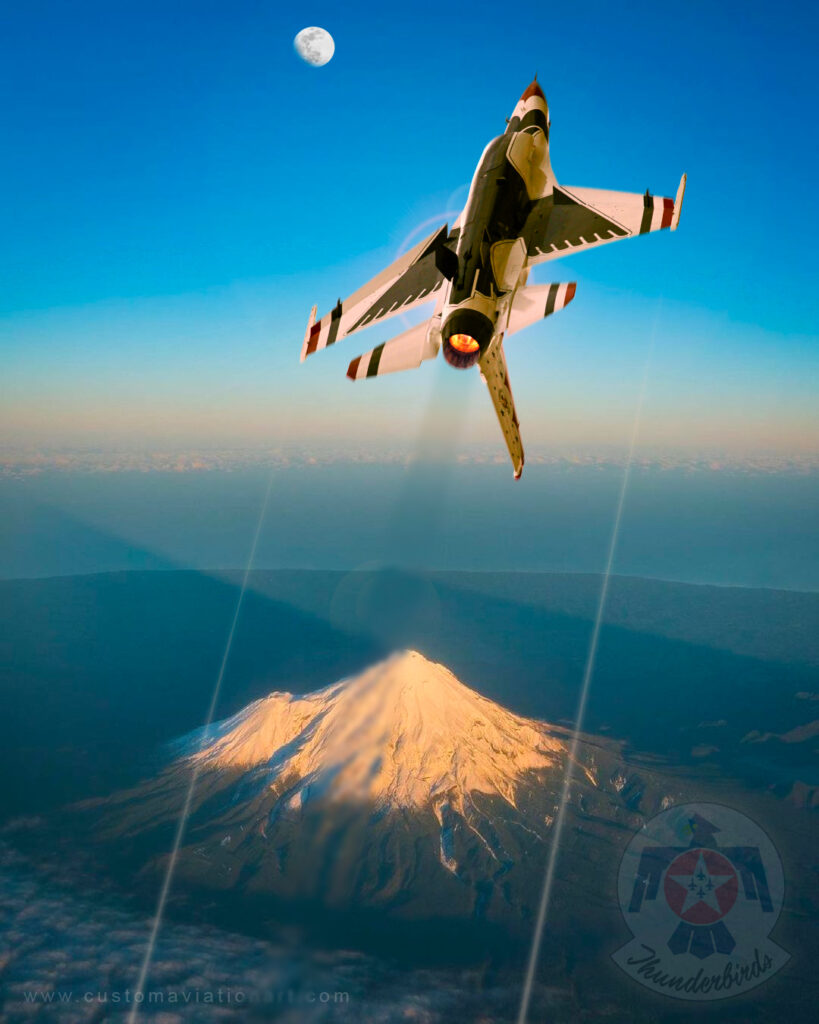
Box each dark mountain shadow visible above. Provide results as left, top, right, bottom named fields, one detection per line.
left=407, top=575, right=819, bottom=788
left=0, top=571, right=384, bottom=819
left=2, top=567, right=817, bottom=821
left=2, top=568, right=817, bottom=1023
left=234, top=568, right=819, bottom=668
left=0, top=494, right=179, bottom=578
left=427, top=570, right=819, bottom=668
left=249, top=567, right=816, bottom=743
left=223, top=568, right=819, bottom=791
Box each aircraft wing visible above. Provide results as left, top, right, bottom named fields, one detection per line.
left=301, top=224, right=448, bottom=361
left=479, top=341, right=524, bottom=479
left=523, top=174, right=686, bottom=266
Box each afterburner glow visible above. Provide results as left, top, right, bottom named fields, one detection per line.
left=448, top=333, right=480, bottom=353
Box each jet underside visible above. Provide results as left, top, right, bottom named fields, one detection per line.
left=300, top=79, right=685, bottom=479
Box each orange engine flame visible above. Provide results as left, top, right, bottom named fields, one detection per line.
left=449, top=333, right=480, bottom=354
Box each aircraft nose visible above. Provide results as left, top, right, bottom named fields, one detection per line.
left=520, top=78, right=545, bottom=102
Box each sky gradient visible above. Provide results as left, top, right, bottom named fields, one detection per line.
left=1, top=0, right=817, bottom=456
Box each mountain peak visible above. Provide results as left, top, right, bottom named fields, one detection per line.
left=389, top=648, right=427, bottom=662
left=92, top=654, right=645, bottom=915
left=184, top=651, right=564, bottom=813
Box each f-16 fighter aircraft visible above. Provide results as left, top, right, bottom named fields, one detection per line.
left=301, top=79, right=685, bottom=479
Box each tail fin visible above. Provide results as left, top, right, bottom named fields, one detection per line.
left=479, top=341, right=524, bottom=479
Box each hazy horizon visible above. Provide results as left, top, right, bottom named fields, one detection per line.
left=3, top=462, right=818, bottom=591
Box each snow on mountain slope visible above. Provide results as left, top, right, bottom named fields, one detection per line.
left=182, top=650, right=564, bottom=814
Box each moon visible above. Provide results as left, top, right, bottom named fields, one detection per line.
left=294, top=27, right=335, bottom=67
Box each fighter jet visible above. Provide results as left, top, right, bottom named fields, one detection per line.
left=300, top=79, right=685, bottom=479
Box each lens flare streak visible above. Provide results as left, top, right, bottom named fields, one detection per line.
left=127, top=472, right=275, bottom=1023
left=515, top=324, right=657, bottom=1024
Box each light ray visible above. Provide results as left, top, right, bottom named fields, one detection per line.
left=516, top=318, right=658, bottom=1024
left=395, top=209, right=460, bottom=334
left=394, top=209, right=461, bottom=261
left=127, top=470, right=275, bottom=1023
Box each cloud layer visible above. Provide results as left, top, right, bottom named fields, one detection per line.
left=3, top=444, right=818, bottom=478
left=0, top=844, right=565, bottom=1023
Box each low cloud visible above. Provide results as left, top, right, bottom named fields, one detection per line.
left=0, top=845, right=562, bottom=1023
left=2, top=444, right=818, bottom=478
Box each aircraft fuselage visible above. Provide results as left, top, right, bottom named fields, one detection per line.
left=440, top=81, right=553, bottom=368
left=301, top=76, right=685, bottom=480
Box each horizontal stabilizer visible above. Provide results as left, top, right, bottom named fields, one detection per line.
left=505, top=282, right=576, bottom=337
left=347, top=320, right=439, bottom=381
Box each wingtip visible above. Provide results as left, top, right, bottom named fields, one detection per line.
left=671, top=173, right=687, bottom=231
left=346, top=356, right=361, bottom=380
left=301, top=304, right=318, bottom=362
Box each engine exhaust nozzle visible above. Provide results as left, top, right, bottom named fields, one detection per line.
left=441, top=308, right=494, bottom=369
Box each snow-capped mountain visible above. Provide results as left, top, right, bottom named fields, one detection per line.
left=89, top=652, right=672, bottom=926
left=184, top=650, right=564, bottom=813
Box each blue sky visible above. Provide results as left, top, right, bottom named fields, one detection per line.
left=1, top=0, right=817, bottom=454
